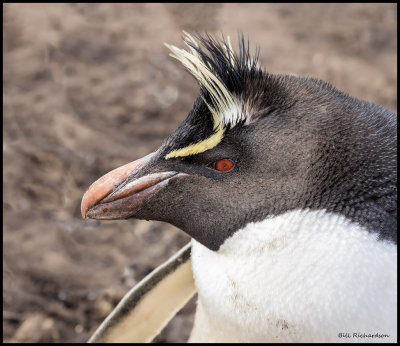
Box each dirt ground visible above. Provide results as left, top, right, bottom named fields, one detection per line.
left=3, top=3, right=397, bottom=343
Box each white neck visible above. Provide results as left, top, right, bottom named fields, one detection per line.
left=189, top=209, right=397, bottom=343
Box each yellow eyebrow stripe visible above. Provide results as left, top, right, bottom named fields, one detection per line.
left=165, top=111, right=225, bottom=160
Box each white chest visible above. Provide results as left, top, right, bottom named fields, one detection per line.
left=189, top=209, right=397, bottom=343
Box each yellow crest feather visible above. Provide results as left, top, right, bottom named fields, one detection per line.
left=163, top=33, right=241, bottom=159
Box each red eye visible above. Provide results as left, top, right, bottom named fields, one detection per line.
left=214, top=159, right=235, bottom=172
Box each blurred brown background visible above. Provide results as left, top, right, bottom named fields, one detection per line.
left=3, top=3, right=397, bottom=343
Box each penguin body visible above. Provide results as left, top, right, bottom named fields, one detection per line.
left=190, top=209, right=396, bottom=342
left=81, top=33, right=397, bottom=342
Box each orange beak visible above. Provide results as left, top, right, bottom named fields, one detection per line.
left=81, top=152, right=181, bottom=220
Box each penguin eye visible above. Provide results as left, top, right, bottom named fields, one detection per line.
left=214, top=159, right=235, bottom=172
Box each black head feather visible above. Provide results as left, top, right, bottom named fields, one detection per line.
left=190, top=32, right=261, bottom=100
left=161, top=32, right=291, bottom=157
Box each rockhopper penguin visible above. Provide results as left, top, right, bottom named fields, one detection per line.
left=81, top=33, right=397, bottom=342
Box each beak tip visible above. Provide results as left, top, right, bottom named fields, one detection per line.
left=81, top=189, right=93, bottom=219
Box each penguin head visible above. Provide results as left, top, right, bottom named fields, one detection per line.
left=81, top=33, right=397, bottom=250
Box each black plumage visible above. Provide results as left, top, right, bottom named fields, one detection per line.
left=83, top=33, right=397, bottom=249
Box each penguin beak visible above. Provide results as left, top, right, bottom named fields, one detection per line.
left=81, top=152, right=181, bottom=220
